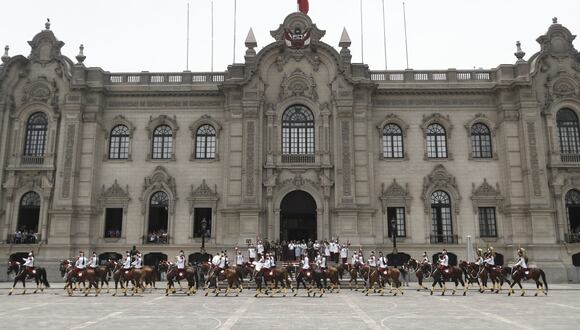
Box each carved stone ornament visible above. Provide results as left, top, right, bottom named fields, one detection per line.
left=279, top=69, right=318, bottom=101
left=190, top=179, right=219, bottom=200
left=140, top=166, right=177, bottom=215
left=280, top=172, right=317, bottom=190
left=380, top=179, right=412, bottom=213
left=536, top=21, right=578, bottom=59
left=422, top=165, right=461, bottom=214
left=28, top=28, right=65, bottom=64
left=21, top=78, right=56, bottom=104
left=548, top=74, right=580, bottom=99
left=98, top=180, right=130, bottom=213
left=471, top=178, right=504, bottom=213
left=270, top=12, right=326, bottom=45
left=420, top=113, right=453, bottom=135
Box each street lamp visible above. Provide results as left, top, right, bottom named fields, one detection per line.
left=391, top=217, right=397, bottom=254
left=201, top=217, right=207, bottom=252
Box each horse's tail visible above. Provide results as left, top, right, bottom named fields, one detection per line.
left=540, top=269, right=548, bottom=292
left=40, top=268, right=50, bottom=288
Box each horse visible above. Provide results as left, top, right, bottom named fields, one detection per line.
left=204, top=266, right=242, bottom=296
left=164, top=262, right=198, bottom=296
left=7, top=260, right=50, bottom=295
left=111, top=263, right=141, bottom=296
left=458, top=261, right=484, bottom=291
left=403, top=259, right=432, bottom=291
left=64, top=267, right=100, bottom=296
left=430, top=265, right=468, bottom=296
left=361, top=266, right=386, bottom=295
left=139, top=265, right=158, bottom=293
left=254, top=266, right=294, bottom=297
left=507, top=266, right=548, bottom=296
left=294, top=266, right=324, bottom=297
left=346, top=263, right=365, bottom=291
left=379, top=267, right=404, bottom=295
left=318, top=266, right=341, bottom=293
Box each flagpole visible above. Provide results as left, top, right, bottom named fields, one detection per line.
left=403, top=1, right=409, bottom=69
left=360, top=0, right=364, bottom=63
left=233, top=0, right=237, bottom=63
left=186, top=2, right=190, bottom=71
left=211, top=0, right=214, bottom=72
left=382, top=0, right=388, bottom=70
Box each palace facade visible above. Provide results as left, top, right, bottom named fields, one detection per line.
left=1, top=13, right=580, bottom=282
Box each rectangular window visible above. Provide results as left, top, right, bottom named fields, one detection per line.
left=193, top=208, right=212, bottom=238
left=104, top=208, right=123, bottom=238
left=479, top=207, right=497, bottom=237
left=386, top=207, right=406, bottom=237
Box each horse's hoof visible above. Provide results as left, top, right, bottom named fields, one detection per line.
left=204, top=292, right=209, bottom=297
left=521, top=293, right=525, bottom=297
left=293, top=293, right=297, bottom=297
left=430, top=291, right=433, bottom=296
left=534, top=293, right=538, bottom=297
left=187, top=293, right=191, bottom=296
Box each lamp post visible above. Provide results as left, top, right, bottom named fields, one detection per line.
left=201, top=217, right=207, bottom=252
left=391, top=217, right=397, bottom=254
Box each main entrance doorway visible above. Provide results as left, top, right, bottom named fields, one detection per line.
left=280, top=191, right=317, bottom=241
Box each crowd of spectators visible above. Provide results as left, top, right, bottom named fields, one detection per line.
left=146, top=230, right=169, bottom=244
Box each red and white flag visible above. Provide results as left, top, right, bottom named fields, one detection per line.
left=298, top=0, right=309, bottom=14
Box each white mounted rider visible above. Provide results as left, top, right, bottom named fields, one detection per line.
left=340, top=244, right=349, bottom=264
left=89, top=252, right=99, bottom=269
left=21, top=251, right=34, bottom=276
left=513, top=248, right=528, bottom=276
left=421, top=251, right=430, bottom=265
left=122, top=251, right=132, bottom=271
left=248, top=244, right=257, bottom=263
left=75, top=251, right=88, bottom=274
left=378, top=252, right=388, bottom=273
left=438, top=249, right=449, bottom=272
left=235, top=248, right=244, bottom=267
left=132, top=252, right=143, bottom=269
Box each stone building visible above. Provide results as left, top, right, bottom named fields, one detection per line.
left=1, top=13, right=580, bottom=282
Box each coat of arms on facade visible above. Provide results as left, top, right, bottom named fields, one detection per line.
left=284, top=27, right=311, bottom=49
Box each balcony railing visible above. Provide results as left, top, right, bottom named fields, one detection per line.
left=143, top=234, right=169, bottom=244
left=105, top=72, right=225, bottom=85
left=7, top=233, right=41, bottom=244
left=560, top=153, right=580, bottom=163
left=281, top=154, right=315, bottom=164
left=565, top=233, right=580, bottom=243
left=21, top=156, right=44, bottom=165
left=370, top=70, right=494, bottom=83
left=430, top=234, right=458, bottom=244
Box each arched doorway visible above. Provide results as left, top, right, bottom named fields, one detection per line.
left=148, top=191, right=169, bottom=243
left=280, top=191, right=317, bottom=241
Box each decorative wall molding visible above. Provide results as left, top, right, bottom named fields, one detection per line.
left=380, top=179, right=412, bottom=213
left=471, top=178, right=504, bottom=213
left=422, top=165, right=461, bottom=214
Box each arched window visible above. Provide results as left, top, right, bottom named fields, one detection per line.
left=426, top=124, right=447, bottom=158
left=557, top=109, right=580, bottom=154
left=24, top=112, right=48, bottom=157
left=152, top=125, right=173, bottom=160
left=471, top=123, right=492, bottom=158
left=565, top=190, right=580, bottom=242
left=195, top=124, right=216, bottom=159
left=16, top=192, right=41, bottom=242
left=282, top=105, right=315, bottom=162
left=148, top=191, right=169, bottom=244
left=431, top=190, right=454, bottom=243
left=108, top=125, right=130, bottom=159
left=382, top=124, right=404, bottom=158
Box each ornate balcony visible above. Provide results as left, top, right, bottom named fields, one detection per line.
left=560, top=153, right=580, bottom=163
left=281, top=154, right=315, bottom=164
left=20, top=156, right=44, bottom=165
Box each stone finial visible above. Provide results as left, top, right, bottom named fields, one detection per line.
left=76, top=44, right=86, bottom=64
left=339, top=27, right=351, bottom=48
left=514, top=41, right=526, bottom=63
left=1, top=45, right=9, bottom=64
left=45, top=18, right=51, bottom=30
left=552, top=17, right=558, bottom=24
left=245, top=28, right=257, bottom=49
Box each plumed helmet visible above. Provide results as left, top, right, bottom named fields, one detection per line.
left=517, top=248, right=526, bottom=257
left=477, top=248, right=483, bottom=256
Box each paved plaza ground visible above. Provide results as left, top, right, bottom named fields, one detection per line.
left=0, top=282, right=578, bottom=330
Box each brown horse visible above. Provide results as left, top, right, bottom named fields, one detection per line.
left=361, top=266, right=386, bottom=296
left=507, top=267, right=548, bottom=296
left=403, top=258, right=432, bottom=291
left=430, top=265, right=467, bottom=296
left=379, top=267, right=404, bottom=295
left=139, top=265, right=157, bottom=293
left=7, top=260, right=50, bottom=295
left=318, top=266, right=341, bottom=292
left=458, top=261, right=484, bottom=291
left=164, top=262, right=198, bottom=296
left=64, top=268, right=100, bottom=296
left=347, top=263, right=365, bottom=291
left=205, top=267, right=242, bottom=296
left=111, top=263, right=142, bottom=296
left=294, top=266, right=324, bottom=297
left=254, top=266, right=294, bottom=297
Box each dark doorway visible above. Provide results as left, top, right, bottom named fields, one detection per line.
left=148, top=191, right=169, bottom=243
left=568, top=206, right=580, bottom=234
left=17, top=192, right=41, bottom=234
left=280, top=190, right=317, bottom=242
left=387, top=252, right=411, bottom=267
left=144, top=252, right=168, bottom=281
left=99, top=252, right=123, bottom=263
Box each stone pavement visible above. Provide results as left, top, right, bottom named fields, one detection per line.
left=0, top=283, right=578, bottom=330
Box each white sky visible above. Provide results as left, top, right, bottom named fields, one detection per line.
left=2, top=0, right=579, bottom=72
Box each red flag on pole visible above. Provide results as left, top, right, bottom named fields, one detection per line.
left=298, top=0, right=309, bottom=14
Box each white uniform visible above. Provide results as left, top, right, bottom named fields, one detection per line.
left=257, top=243, right=264, bottom=255
left=422, top=255, right=430, bottom=264
left=132, top=256, right=142, bottom=269
left=248, top=247, right=257, bottom=259
left=235, top=254, right=244, bottom=266
left=514, top=256, right=527, bottom=269
left=340, top=247, right=348, bottom=259
left=255, top=258, right=263, bottom=272
left=484, top=256, right=495, bottom=266
left=302, top=256, right=310, bottom=270
left=75, top=256, right=87, bottom=269
left=269, top=256, right=276, bottom=267
left=378, top=256, right=387, bottom=268
left=89, top=256, right=98, bottom=268
left=123, top=256, right=132, bottom=269
left=177, top=255, right=186, bottom=269
left=211, top=255, right=220, bottom=267
left=439, top=255, right=449, bottom=267
left=23, top=256, right=34, bottom=267
left=475, top=256, right=484, bottom=266
left=263, top=258, right=271, bottom=269
left=368, top=256, right=377, bottom=267
left=320, top=256, right=327, bottom=269
left=352, top=254, right=360, bottom=265
left=218, top=256, right=227, bottom=269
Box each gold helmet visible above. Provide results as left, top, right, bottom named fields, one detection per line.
left=487, top=246, right=495, bottom=257
left=517, top=247, right=526, bottom=257
left=477, top=248, right=483, bottom=257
